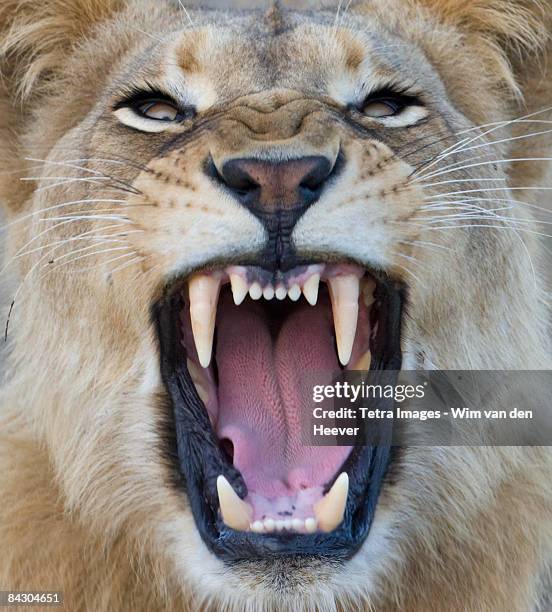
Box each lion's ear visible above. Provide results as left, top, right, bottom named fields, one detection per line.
left=0, top=0, right=125, bottom=102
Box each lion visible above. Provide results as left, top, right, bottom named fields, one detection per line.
left=0, top=0, right=551, bottom=609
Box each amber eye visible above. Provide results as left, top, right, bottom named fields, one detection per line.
left=137, top=100, right=179, bottom=121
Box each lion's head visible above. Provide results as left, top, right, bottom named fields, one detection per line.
left=0, top=0, right=551, bottom=610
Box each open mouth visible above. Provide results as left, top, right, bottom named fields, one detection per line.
left=154, top=261, right=404, bottom=561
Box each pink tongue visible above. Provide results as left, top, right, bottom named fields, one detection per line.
left=215, top=293, right=351, bottom=498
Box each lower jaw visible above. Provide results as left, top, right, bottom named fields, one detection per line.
left=154, top=265, right=404, bottom=561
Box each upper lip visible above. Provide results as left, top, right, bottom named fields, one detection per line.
left=153, top=258, right=404, bottom=561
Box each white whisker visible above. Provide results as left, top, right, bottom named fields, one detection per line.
left=0, top=199, right=127, bottom=234
left=415, top=158, right=552, bottom=184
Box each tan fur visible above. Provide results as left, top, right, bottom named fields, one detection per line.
left=0, top=1, right=551, bottom=610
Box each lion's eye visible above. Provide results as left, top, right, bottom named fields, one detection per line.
left=362, top=99, right=403, bottom=118
left=113, top=90, right=196, bottom=133
left=357, top=88, right=427, bottom=127
left=137, top=100, right=179, bottom=121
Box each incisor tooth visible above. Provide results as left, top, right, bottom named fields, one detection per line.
left=313, top=472, right=349, bottom=533
left=275, top=285, right=287, bottom=300
left=327, top=275, right=360, bottom=366
left=303, top=274, right=320, bottom=306
left=288, top=284, right=301, bottom=301
left=230, top=274, right=248, bottom=305
left=189, top=274, right=221, bottom=368
left=263, top=285, right=275, bottom=300
left=264, top=518, right=275, bottom=532
left=216, top=475, right=252, bottom=532
left=304, top=517, right=317, bottom=533
left=249, top=282, right=262, bottom=300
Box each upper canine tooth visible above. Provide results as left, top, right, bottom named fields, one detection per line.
left=188, top=274, right=221, bottom=368
left=216, top=475, right=253, bottom=532
left=313, top=472, right=349, bottom=533
left=302, top=274, right=320, bottom=306
left=230, top=274, right=248, bottom=305
left=327, top=275, right=360, bottom=366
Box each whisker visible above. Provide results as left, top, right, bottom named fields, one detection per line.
left=397, top=239, right=454, bottom=253
left=0, top=199, right=128, bottom=234
left=415, top=157, right=552, bottom=183
left=411, top=107, right=552, bottom=177
left=176, top=0, right=194, bottom=26
left=48, top=248, right=136, bottom=272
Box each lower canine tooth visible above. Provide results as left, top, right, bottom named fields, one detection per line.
left=230, top=274, right=248, bottom=305
left=303, top=274, right=320, bottom=306
left=189, top=274, right=221, bottom=368
left=328, top=275, right=360, bottom=366
left=216, top=475, right=253, bottom=532
left=313, top=472, right=349, bottom=533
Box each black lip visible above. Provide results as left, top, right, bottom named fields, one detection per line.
left=153, top=273, right=404, bottom=562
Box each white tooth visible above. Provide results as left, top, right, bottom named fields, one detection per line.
left=264, top=518, right=275, bottom=532
left=283, top=519, right=293, bottom=530
left=216, top=475, right=253, bottom=532
left=313, top=472, right=349, bottom=533
left=302, top=274, right=320, bottom=306
left=304, top=517, right=317, bottom=533
left=275, top=285, right=287, bottom=300
left=327, top=276, right=360, bottom=366
left=189, top=274, right=221, bottom=368
left=275, top=519, right=285, bottom=531
left=251, top=521, right=265, bottom=533
left=291, top=518, right=304, bottom=531
left=249, top=282, right=262, bottom=300
left=288, top=284, right=301, bottom=301
left=263, top=285, right=275, bottom=300
left=230, top=274, right=248, bottom=305
left=353, top=350, right=371, bottom=371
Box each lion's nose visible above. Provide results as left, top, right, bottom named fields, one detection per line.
left=218, top=156, right=334, bottom=225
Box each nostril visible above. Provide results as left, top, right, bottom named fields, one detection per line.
left=300, top=158, right=333, bottom=192
left=219, top=159, right=260, bottom=196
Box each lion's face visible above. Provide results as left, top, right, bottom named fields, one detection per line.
left=2, top=1, right=551, bottom=609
